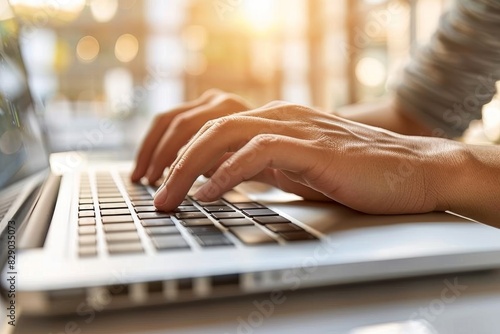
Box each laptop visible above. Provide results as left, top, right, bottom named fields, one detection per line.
left=3, top=1, right=500, bottom=316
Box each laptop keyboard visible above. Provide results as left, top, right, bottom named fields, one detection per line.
left=77, top=172, right=317, bottom=257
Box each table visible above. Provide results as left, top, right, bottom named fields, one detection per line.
left=7, top=269, right=500, bottom=334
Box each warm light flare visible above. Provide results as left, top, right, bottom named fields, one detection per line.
left=242, top=0, right=277, bottom=33
left=9, top=0, right=85, bottom=24
left=114, top=34, right=139, bottom=63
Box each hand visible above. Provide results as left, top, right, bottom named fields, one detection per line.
left=131, top=89, right=251, bottom=184
left=154, top=102, right=462, bottom=215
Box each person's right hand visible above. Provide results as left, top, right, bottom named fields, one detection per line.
left=131, top=89, right=251, bottom=184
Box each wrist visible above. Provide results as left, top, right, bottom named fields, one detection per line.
left=433, top=142, right=500, bottom=225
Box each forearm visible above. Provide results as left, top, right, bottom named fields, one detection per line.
left=337, top=97, right=434, bottom=136
left=340, top=102, right=500, bottom=226
left=440, top=144, right=500, bottom=227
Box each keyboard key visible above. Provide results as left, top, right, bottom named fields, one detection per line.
left=108, top=243, right=143, bottom=254
left=232, top=202, right=264, bottom=210
left=132, top=200, right=155, bottom=206
left=103, top=223, right=137, bottom=232
left=219, top=218, right=254, bottom=227
left=79, top=245, right=97, bottom=257
left=106, top=232, right=140, bottom=243
left=78, top=218, right=96, bottom=226
left=79, top=198, right=93, bottom=205
left=78, top=211, right=95, bottom=218
left=99, top=197, right=124, bottom=203
left=186, top=226, right=222, bottom=235
left=100, top=202, right=128, bottom=209
left=79, top=235, right=97, bottom=245
left=253, top=216, right=290, bottom=224
left=96, top=185, right=117, bottom=190
left=126, top=190, right=151, bottom=196
left=130, top=195, right=153, bottom=201
left=146, top=226, right=180, bottom=235
left=266, top=223, right=303, bottom=233
left=211, top=212, right=244, bottom=220
left=79, top=226, right=96, bottom=235
left=194, top=234, right=233, bottom=247
left=138, top=212, right=171, bottom=220
left=102, top=215, right=134, bottom=224
left=179, top=218, right=214, bottom=227
left=100, top=209, right=131, bottom=216
left=203, top=205, right=235, bottom=213
left=134, top=206, right=158, bottom=213
left=175, top=212, right=207, bottom=220
left=195, top=199, right=225, bottom=206
left=97, top=192, right=123, bottom=198
left=242, top=209, right=278, bottom=217
left=152, top=235, right=190, bottom=250
left=78, top=205, right=94, bottom=211
left=141, top=218, right=175, bottom=227
left=280, top=231, right=317, bottom=241
left=174, top=205, right=200, bottom=212
left=229, top=226, right=277, bottom=245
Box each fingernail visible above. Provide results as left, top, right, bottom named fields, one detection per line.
left=154, top=182, right=165, bottom=196
left=154, top=184, right=168, bottom=206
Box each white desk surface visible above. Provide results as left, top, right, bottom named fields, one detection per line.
left=3, top=269, right=500, bottom=334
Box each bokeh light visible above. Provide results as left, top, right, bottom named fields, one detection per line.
left=9, top=0, right=85, bottom=24
left=115, top=33, right=139, bottom=63
left=76, top=36, right=100, bottom=63
left=355, top=57, right=386, bottom=87
left=242, top=0, right=276, bottom=33
left=90, top=0, right=119, bottom=23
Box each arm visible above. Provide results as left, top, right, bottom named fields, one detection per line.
left=444, top=144, right=500, bottom=227
left=337, top=98, right=434, bottom=136
left=340, top=0, right=500, bottom=139
left=152, top=102, right=500, bottom=227
left=339, top=100, right=500, bottom=226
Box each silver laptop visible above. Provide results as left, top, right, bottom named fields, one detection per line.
left=2, top=2, right=500, bottom=316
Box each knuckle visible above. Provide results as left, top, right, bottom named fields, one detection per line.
left=170, top=114, right=189, bottom=129
left=205, top=116, right=235, bottom=133
left=153, top=113, right=168, bottom=124
left=263, top=100, right=289, bottom=108
left=222, top=157, right=241, bottom=174
left=204, top=88, right=224, bottom=97
left=171, top=156, right=187, bottom=175
left=251, top=134, right=277, bottom=151
left=213, top=93, right=246, bottom=110
left=199, top=88, right=223, bottom=102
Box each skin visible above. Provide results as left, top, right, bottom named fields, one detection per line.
left=131, top=90, right=500, bottom=227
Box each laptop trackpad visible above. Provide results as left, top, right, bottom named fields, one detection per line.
left=232, top=181, right=474, bottom=237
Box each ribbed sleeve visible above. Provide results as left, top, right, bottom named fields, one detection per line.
left=395, top=0, right=500, bottom=138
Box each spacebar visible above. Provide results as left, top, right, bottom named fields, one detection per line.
left=228, top=226, right=277, bottom=245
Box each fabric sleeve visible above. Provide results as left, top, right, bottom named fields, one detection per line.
left=394, top=0, right=500, bottom=138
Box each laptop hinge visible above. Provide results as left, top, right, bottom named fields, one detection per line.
left=18, top=173, right=61, bottom=249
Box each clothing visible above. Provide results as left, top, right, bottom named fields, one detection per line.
left=395, top=0, right=500, bottom=138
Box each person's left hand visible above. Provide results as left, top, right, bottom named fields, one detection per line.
left=153, top=102, right=458, bottom=216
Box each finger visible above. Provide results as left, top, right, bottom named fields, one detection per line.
left=145, top=100, right=250, bottom=184
left=161, top=102, right=294, bottom=183
left=144, top=105, right=215, bottom=184
left=204, top=158, right=329, bottom=201
left=131, top=97, right=211, bottom=182
left=193, top=134, right=324, bottom=202
left=154, top=116, right=302, bottom=211
left=203, top=153, right=234, bottom=178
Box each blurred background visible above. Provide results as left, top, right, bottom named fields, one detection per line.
left=9, top=0, right=479, bottom=153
